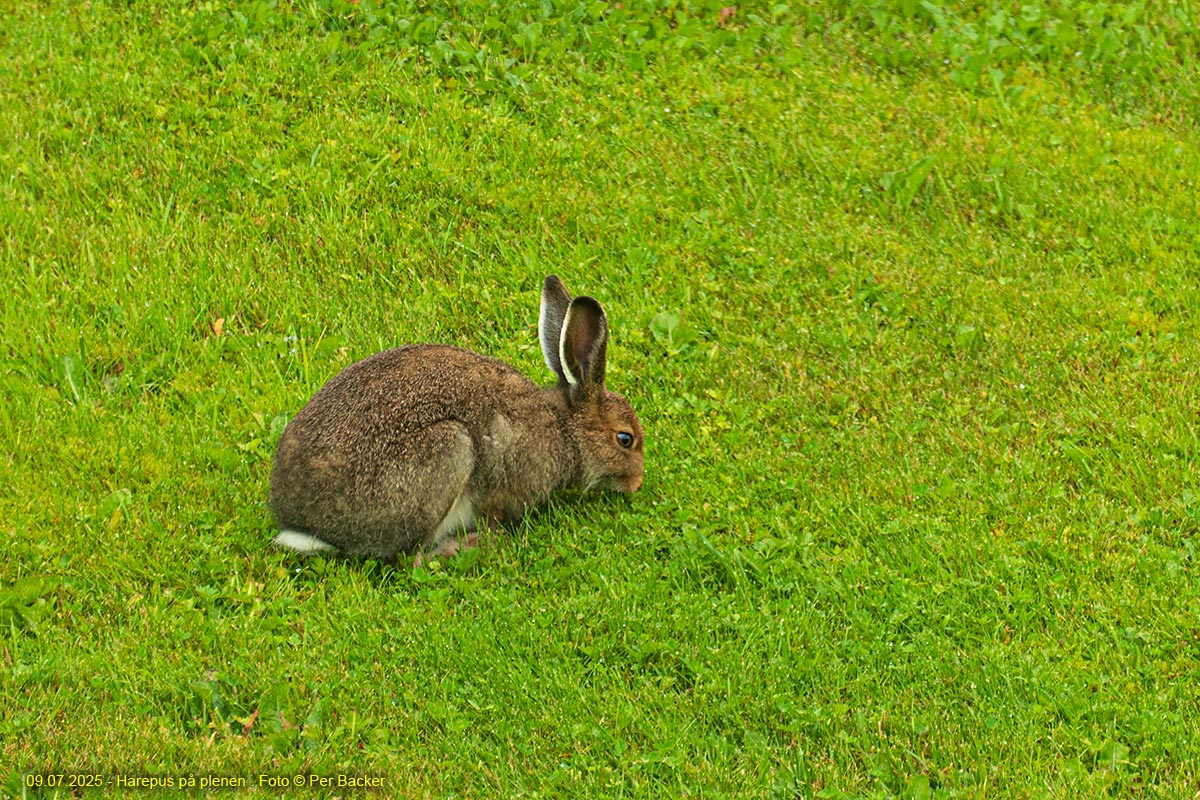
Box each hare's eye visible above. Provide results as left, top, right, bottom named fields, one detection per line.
left=616, top=431, right=634, bottom=449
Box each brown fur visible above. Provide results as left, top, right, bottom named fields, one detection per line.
left=269, top=278, right=643, bottom=559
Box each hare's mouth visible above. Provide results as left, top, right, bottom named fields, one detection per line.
left=613, top=474, right=643, bottom=493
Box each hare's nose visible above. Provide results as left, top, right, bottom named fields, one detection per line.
left=626, top=474, right=643, bottom=493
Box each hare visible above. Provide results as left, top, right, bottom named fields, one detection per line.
left=269, top=276, right=644, bottom=561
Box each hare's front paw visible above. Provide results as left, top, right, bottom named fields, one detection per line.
left=413, top=532, right=480, bottom=568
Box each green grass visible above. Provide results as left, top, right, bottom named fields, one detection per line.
left=3, top=0, right=1200, bottom=797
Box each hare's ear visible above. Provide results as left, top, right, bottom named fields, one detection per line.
left=559, top=296, right=608, bottom=402
left=539, top=275, right=572, bottom=386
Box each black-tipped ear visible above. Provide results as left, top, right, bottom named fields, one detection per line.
left=539, top=275, right=572, bottom=386
left=559, top=296, right=608, bottom=400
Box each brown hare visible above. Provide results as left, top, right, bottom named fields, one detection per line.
left=269, top=276, right=644, bottom=560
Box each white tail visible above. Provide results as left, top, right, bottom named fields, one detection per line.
left=273, top=530, right=338, bottom=554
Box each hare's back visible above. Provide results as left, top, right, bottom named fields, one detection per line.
left=297, top=344, right=536, bottom=435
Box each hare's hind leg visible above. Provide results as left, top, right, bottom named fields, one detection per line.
left=405, top=422, right=479, bottom=564
left=413, top=492, right=479, bottom=567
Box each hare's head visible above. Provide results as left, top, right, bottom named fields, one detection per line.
left=539, top=275, right=644, bottom=493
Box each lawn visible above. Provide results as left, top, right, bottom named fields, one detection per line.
left=3, top=1, right=1200, bottom=797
